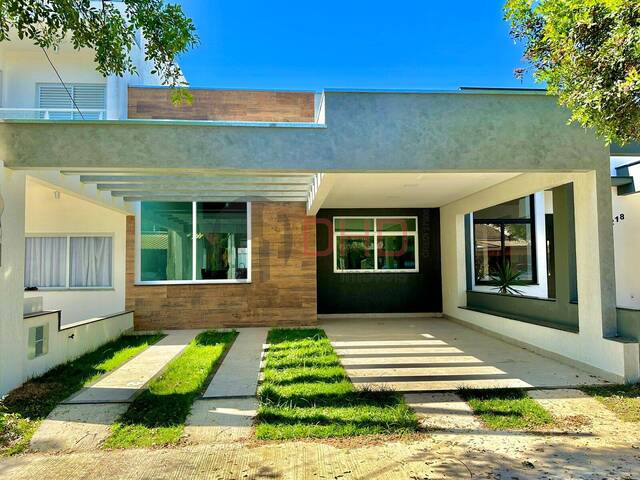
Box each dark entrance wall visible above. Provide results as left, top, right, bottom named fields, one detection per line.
left=316, top=208, right=442, bottom=314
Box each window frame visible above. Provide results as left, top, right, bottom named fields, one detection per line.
left=24, top=233, right=115, bottom=290
left=333, top=215, right=420, bottom=274
left=135, top=201, right=252, bottom=285
left=472, top=194, right=537, bottom=286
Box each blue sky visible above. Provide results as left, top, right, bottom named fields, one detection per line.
left=175, top=0, right=538, bottom=91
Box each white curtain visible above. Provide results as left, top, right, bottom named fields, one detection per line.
left=69, top=236, right=112, bottom=287
left=24, top=237, right=67, bottom=288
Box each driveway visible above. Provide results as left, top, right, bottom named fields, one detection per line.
left=321, top=317, right=610, bottom=392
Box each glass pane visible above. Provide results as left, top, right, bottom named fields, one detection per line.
left=474, top=196, right=531, bottom=220
left=24, top=237, right=67, bottom=288
left=140, top=202, right=193, bottom=281
left=377, top=218, right=417, bottom=232
left=336, top=236, right=374, bottom=270
left=69, top=237, right=112, bottom=287
left=377, top=235, right=416, bottom=270
left=504, top=223, right=533, bottom=281
left=334, top=218, right=373, bottom=232
left=196, top=203, right=248, bottom=280
left=474, top=223, right=502, bottom=282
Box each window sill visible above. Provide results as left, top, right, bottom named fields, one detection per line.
left=134, top=279, right=252, bottom=286
left=333, top=270, right=419, bottom=274
left=25, top=287, right=115, bottom=292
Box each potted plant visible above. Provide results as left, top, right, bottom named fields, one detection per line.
left=490, top=260, right=526, bottom=295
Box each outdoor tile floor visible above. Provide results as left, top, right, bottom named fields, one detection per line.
left=322, top=317, right=610, bottom=392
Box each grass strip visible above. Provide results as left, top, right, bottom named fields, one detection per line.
left=582, top=384, right=640, bottom=423
left=256, top=328, right=419, bottom=440
left=0, top=333, right=163, bottom=457
left=103, top=330, right=237, bottom=449
left=459, top=387, right=554, bottom=430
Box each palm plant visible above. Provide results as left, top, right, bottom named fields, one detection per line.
left=490, top=260, right=526, bottom=295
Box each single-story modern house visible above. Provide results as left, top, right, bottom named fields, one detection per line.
left=1, top=84, right=640, bottom=395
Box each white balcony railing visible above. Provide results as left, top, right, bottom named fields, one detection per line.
left=0, top=108, right=106, bottom=120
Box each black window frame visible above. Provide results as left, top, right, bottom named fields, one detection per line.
left=473, top=194, right=537, bottom=286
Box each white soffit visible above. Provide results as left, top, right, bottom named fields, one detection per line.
left=320, top=173, right=522, bottom=208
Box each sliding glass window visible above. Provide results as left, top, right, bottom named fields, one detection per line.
left=139, top=201, right=250, bottom=284
left=334, top=216, right=419, bottom=273
left=473, top=195, right=536, bottom=284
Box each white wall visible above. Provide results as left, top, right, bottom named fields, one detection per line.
left=0, top=35, right=164, bottom=120
left=0, top=49, right=105, bottom=109
left=23, top=312, right=133, bottom=381
left=470, top=191, right=549, bottom=298
left=441, top=171, right=638, bottom=381
left=24, top=178, right=127, bottom=326
left=612, top=187, right=640, bottom=309
left=0, top=164, right=26, bottom=395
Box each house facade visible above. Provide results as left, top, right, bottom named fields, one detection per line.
left=1, top=43, right=640, bottom=395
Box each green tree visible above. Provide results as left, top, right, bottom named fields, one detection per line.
left=0, top=0, right=197, bottom=90
left=505, top=0, right=640, bottom=144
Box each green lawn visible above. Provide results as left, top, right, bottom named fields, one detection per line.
left=104, top=330, right=237, bottom=449
left=582, top=384, right=640, bottom=423
left=256, top=328, right=419, bottom=440
left=459, top=388, right=554, bottom=430
left=0, top=334, right=163, bottom=457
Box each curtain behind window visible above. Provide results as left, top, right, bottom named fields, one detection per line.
left=69, top=237, right=112, bottom=287
left=24, top=237, right=67, bottom=288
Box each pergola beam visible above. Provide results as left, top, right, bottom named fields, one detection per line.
left=122, top=195, right=307, bottom=202
left=97, top=183, right=310, bottom=193
left=80, top=175, right=315, bottom=185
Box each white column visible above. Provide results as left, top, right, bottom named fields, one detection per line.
left=0, top=163, right=26, bottom=395
left=106, top=75, right=127, bottom=120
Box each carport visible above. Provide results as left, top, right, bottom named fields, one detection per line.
left=323, top=317, right=609, bottom=391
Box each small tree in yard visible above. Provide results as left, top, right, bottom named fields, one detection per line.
left=505, top=0, right=640, bottom=145
left=0, top=0, right=197, bottom=98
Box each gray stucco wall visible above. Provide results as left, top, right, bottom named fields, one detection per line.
left=0, top=91, right=608, bottom=172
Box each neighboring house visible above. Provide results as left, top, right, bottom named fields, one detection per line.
left=610, top=151, right=640, bottom=340
left=0, top=14, right=165, bottom=393
left=1, top=62, right=640, bottom=395
left=0, top=3, right=164, bottom=121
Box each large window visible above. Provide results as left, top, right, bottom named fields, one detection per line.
left=333, top=216, right=418, bottom=273
left=24, top=235, right=113, bottom=289
left=138, top=202, right=250, bottom=284
left=473, top=195, right=536, bottom=284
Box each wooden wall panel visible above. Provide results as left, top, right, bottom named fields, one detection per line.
left=127, top=88, right=315, bottom=122
left=126, top=202, right=317, bottom=330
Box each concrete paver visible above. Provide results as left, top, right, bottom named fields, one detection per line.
left=184, top=398, right=257, bottom=443
left=404, top=392, right=481, bottom=431
left=65, top=330, right=201, bottom=404
left=202, top=327, right=268, bottom=398
left=29, top=403, right=128, bottom=452
left=323, top=317, right=610, bottom=392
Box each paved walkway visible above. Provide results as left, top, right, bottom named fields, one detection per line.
left=30, top=330, right=201, bottom=453
left=29, top=404, right=128, bottom=452
left=65, top=330, right=200, bottom=404
left=4, top=388, right=640, bottom=479
left=184, top=328, right=267, bottom=443
left=322, top=317, right=610, bottom=392
left=202, top=327, right=268, bottom=398
left=185, top=398, right=257, bottom=443
left=404, top=392, right=481, bottom=431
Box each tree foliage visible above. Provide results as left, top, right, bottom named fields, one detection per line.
left=505, top=0, right=640, bottom=144
left=0, top=0, right=198, bottom=88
